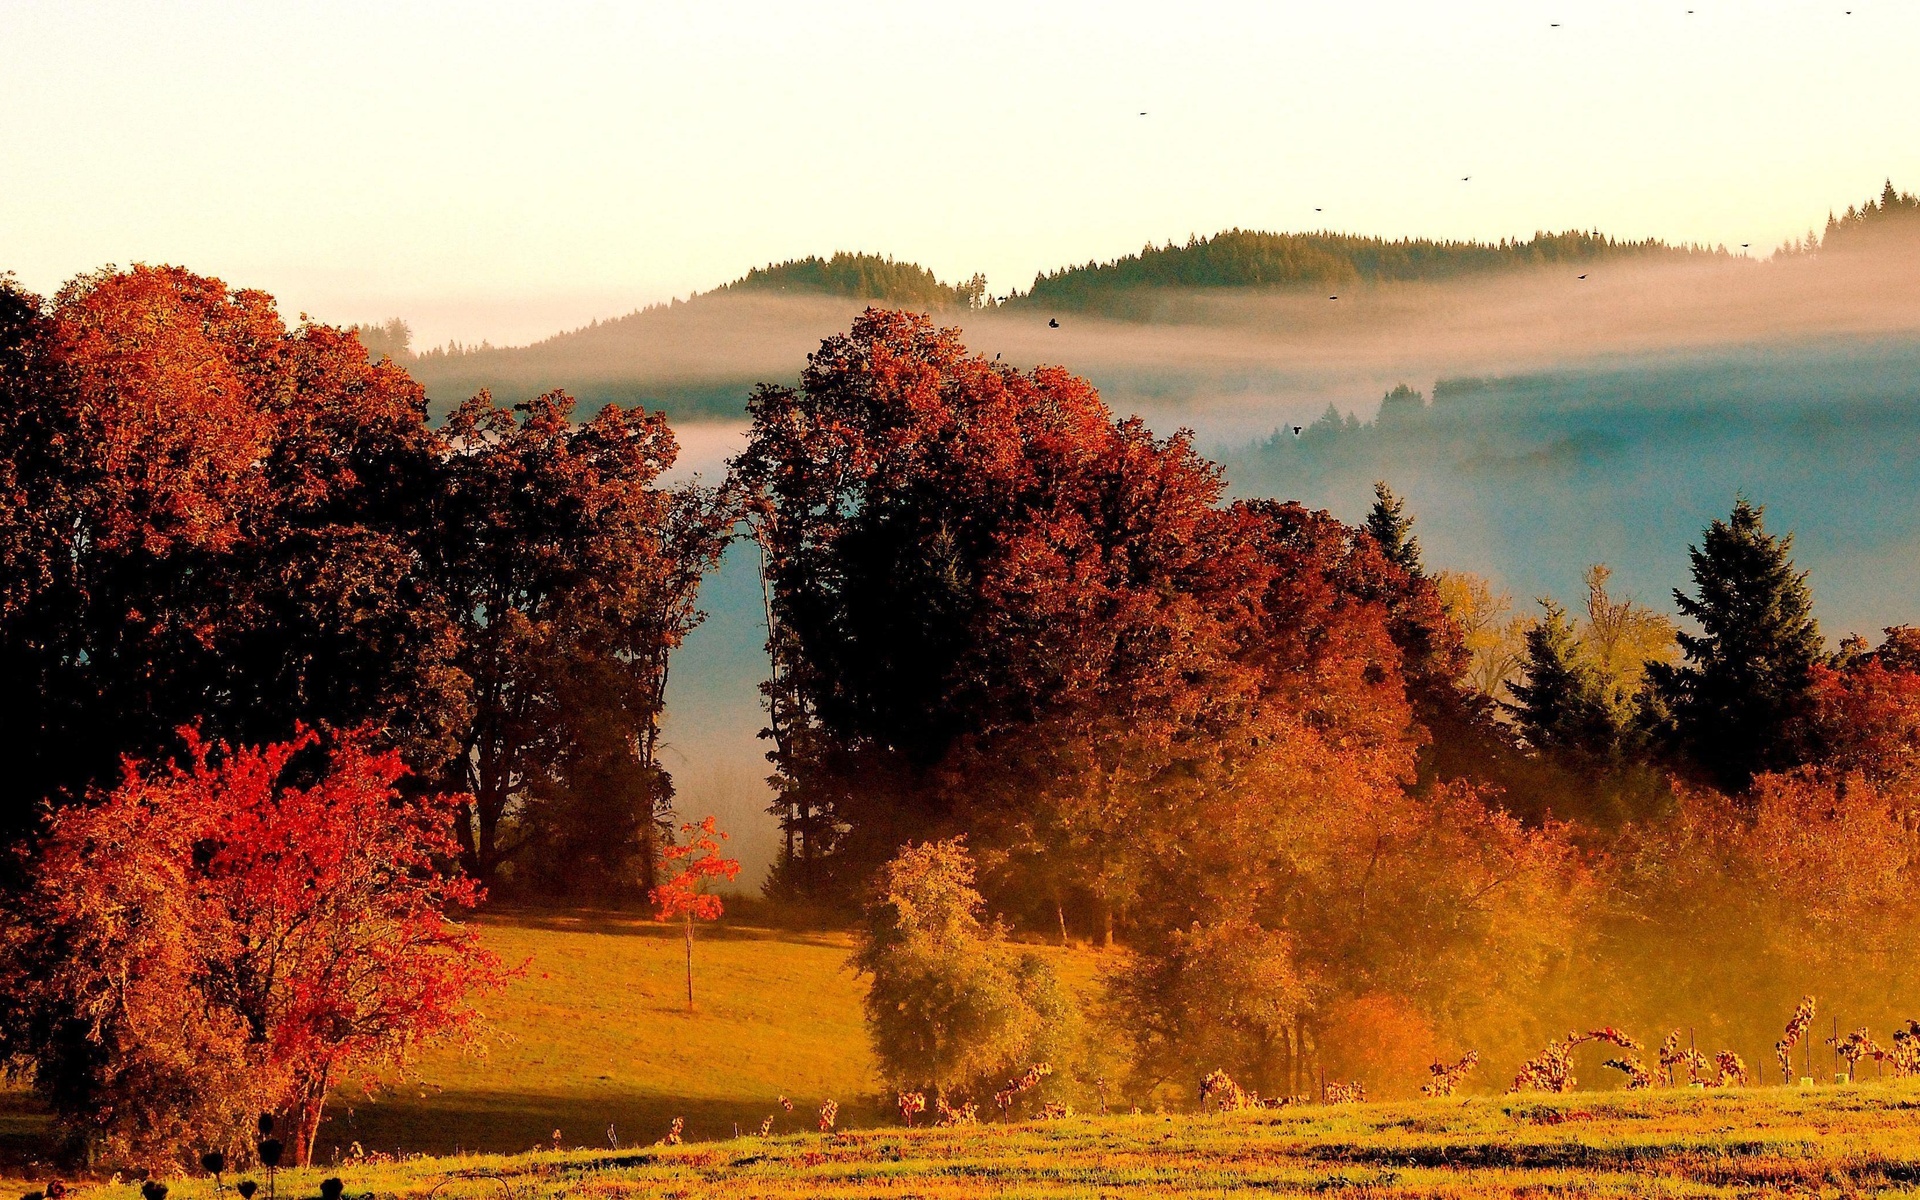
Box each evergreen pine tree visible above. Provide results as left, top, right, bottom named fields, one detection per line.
left=1649, top=499, right=1824, bottom=791
left=1366, top=481, right=1423, bottom=576
left=1507, top=600, right=1622, bottom=758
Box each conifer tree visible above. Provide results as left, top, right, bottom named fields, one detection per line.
left=1365, top=481, right=1423, bottom=576
left=1650, top=499, right=1824, bottom=791
left=1507, top=601, right=1622, bottom=758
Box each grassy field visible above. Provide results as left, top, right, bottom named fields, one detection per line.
left=3, top=908, right=1112, bottom=1170
left=317, top=910, right=882, bottom=1157
left=10, top=912, right=1920, bottom=1195
left=14, top=1085, right=1920, bottom=1198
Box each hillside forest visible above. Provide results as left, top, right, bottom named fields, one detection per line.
left=3, top=207, right=1920, bottom=1164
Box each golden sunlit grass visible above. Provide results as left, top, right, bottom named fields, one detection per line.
left=320, top=909, right=1107, bottom=1157
left=15, top=911, right=1920, bottom=1197
left=4, top=907, right=1111, bottom=1170
left=315, top=910, right=879, bottom=1156
left=17, top=1084, right=1920, bottom=1199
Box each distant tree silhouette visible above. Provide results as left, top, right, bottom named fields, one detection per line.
left=1365, top=481, right=1423, bottom=577
left=1651, top=499, right=1824, bottom=792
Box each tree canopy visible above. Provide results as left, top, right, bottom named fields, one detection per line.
left=1020, top=228, right=1720, bottom=312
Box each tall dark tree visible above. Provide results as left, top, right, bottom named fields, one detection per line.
left=1650, top=499, right=1824, bottom=792
left=1507, top=600, right=1623, bottom=758
left=434, top=390, right=733, bottom=893
left=1365, top=480, right=1423, bottom=577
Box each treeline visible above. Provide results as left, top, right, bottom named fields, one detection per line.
left=0, top=266, right=733, bottom=899
left=735, top=311, right=1920, bottom=1108
left=719, top=251, right=989, bottom=309
left=7, top=281, right=1920, bottom=1143
left=1779, top=178, right=1920, bottom=255
left=1018, top=228, right=1722, bottom=314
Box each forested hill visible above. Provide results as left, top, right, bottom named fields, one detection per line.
left=716, top=251, right=986, bottom=308
left=403, top=252, right=985, bottom=419
left=1018, top=229, right=1722, bottom=313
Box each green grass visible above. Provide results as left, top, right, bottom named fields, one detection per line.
left=16, top=1084, right=1920, bottom=1198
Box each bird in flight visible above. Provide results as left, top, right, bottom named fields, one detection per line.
left=1578, top=274, right=1587, bottom=279
left=1048, top=318, right=1059, bottom=328
left=1328, top=295, right=1339, bottom=301
left=1462, top=176, right=1471, bottom=182
left=1292, top=426, right=1303, bottom=436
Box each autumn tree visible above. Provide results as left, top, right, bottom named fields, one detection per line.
left=1579, top=564, right=1676, bottom=699
left=1435, top=571, right=1528, bottom=706
left=0, top=267, right=463, bottom=841
left=651, top=816, right=741, bottom=1011
left=851, top=839, right=1070, bottom=1103
left=423, top=389, right=734, bottom=893
left=1650, top=499, right=1824, bottom=792
left=0, top=727, right=505, bottom=1166
left=1804, top=626, right=1920, bottom=793
left=734, top=308, right=1236, bottom=907
left=1102, top=498, right=1587, bottom=1098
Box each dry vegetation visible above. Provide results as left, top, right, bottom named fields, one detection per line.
left=14, top=1085, right=1920, bottom=1199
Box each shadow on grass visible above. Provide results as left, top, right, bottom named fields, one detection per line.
left=475, top=909, right=851, bottom=948
left=315, top=1089, right=888, bottom=1160
left=0, top=1089, right=53, bottom=1172
left=2, top=1087, right=889, bottom=1170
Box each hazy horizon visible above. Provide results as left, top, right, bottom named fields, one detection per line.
left=7, top=1, right=1920, bottom=347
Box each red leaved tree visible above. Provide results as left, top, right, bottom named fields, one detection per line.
left=0, top=725, right=507, bottom=1166
left=651, top=816, right=740, bottom=1011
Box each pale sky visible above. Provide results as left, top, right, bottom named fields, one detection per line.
left=4, top=0, right=1916, bottom=347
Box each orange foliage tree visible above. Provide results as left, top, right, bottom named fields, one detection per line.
left=737, top=310, right=1587, bottom=1101
left=0, top=267, right=461, bottom=840
left=651, top=816, right=741, bottom=1011
left=0, top=726, right=506, bottom=1166
left=0, top=268, right=734, bottom=901
left=1806, top=626, right=1920, bottom=792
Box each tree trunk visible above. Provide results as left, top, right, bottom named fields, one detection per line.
left=1293, top=1016, right=1307, bottom=1098
left=1281, top=1025, right=1294, bottom=1099
left=1101, top=902, right=1115, bottom=948
left=684, top=915, right=695, bottom=1011
left=294, top=1073, right=328, bottom=1167
left=1054, top=890, right=1069, bottom=948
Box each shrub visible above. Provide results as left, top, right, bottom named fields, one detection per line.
left=851, top=839, right=1071, bottom=1105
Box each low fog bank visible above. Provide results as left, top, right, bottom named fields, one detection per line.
left=417, top=242, right=1920, bottom=437
left=409, top=293, right=878, bottom=421
left=978, top=246, right=1920, bottom=444
left=1224, top=339, right=1920, bottom=638
left=632, top=246, right=1920, bottom=888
